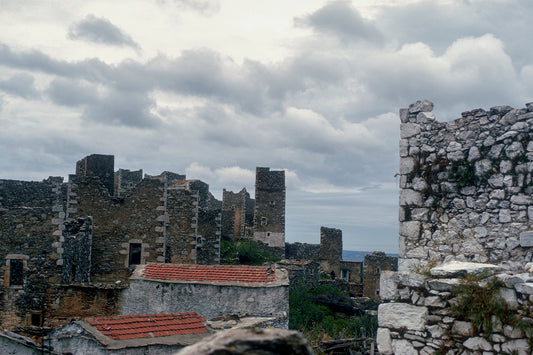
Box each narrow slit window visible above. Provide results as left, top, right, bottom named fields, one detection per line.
left=10, top=259, right=24, bottom=286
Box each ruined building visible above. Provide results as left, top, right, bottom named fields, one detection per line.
left=398, top=100, right=533, bottom=271
left=285, top=226, right=397, bottom=299
left=253, top=167, right=286, bottom=257
left=377, top=100, right=533, bottom=355
left=220, top=188, right=254, bottom=241
left=0, top=154, right=286, bottom=335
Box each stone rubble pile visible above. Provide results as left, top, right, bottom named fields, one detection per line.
left=377, top=261, right=533, bottom=355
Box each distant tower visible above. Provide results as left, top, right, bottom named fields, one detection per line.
left=253, top=167, right=285, bottom=254
left=76, top=154, right=115, bottom=196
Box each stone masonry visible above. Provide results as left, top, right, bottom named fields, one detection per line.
left=253, top=167, right=286, bottom=257
left=399, top=100, right=533, bottom=271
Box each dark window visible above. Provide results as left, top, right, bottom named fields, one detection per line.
left=129, top=243, right=142, bottom=265
left=10, top=259, right=24, bottom=286
left=31, top=313, right=42, bottom=326
left=341, top=269, right=349, bottom=281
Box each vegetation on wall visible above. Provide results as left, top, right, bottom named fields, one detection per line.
left=289, top=282, right=377, bottom=351
left=220, top=239, right=280, bottom=265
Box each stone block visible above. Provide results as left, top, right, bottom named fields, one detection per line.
left=379, top=271, right=399, bottom=301
left=376, top=328, right=393, bottom=355
left=399, top=221, right=420, bottom=240
left=392, top=339, right=418, bottom=355
left=401, top=123, right=421, bottom=139
left=399, top=189, right=423, bottom=206
left=378, top=303, right=428, bottom=331
left=463, top=337, right=492, bottom=351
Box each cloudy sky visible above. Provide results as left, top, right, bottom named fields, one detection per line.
left=1, top=0, right=532, bottom=253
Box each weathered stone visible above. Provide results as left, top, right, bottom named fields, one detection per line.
left=430, top=261, right=497, bottom=277
left=463, top=337, right=492, bottom=351
left=451, top=321, right=474, bottom=337
left=392, top=339, right=418, bottom=355
left=514, top=282, right=533, bottom=294
left=409, top=100, right=434, bottom=113
left=379, top=271, right=399, bottom=301
left=498, top=287, right=519, bottom=309
left=376, top=328, right=393, bottom=355
left=501, top=338, right=530, bottom=354
left=177, top=327, right=314, bottom=355
left=503, top=325, right=524, bottom=338
left=399, top=189, right=423, bottom=206
left=401, top=123, right=422, bottom=139
left=378, top=303, right=428, bottom=331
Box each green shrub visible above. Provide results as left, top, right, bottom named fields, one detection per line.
left=289, top=282, right=377, bottom=349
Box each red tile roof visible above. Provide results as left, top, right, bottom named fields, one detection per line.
left=84, top=312, right=207, bottom=340
left=141, top=263, right=276, bottom=283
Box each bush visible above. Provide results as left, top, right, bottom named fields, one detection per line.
left=221, top=239, right=280, bottom=265
left=289, top=282, right=377, bottom=349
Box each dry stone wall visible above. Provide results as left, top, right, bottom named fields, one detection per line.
left=399, top=100, right=533, bottom=271
left=377, top=262, right=533, bottom=355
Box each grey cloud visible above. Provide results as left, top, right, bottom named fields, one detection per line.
left=295, top=0, right=384, bottom=45
left=377, top=0, right=533, bottom=67
left=46, top=78, right=158, bottom=128
left=82, top=89, right=158, bottom=128
left=0, top=73, right=39, bottom=99
left=0, top=44, right=112, bottom=81
left=0, top=44, right=348, bottom=119
left=68, top=15, right=139, bottom=49
left=47, top=79, right=98, bottom=106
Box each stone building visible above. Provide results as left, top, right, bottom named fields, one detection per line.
left=120, top=263, right=289, bottom=328
left=49, top=312, right=210, bottom=354
left=284, top=226, right=396, bottom=298
left=253, top=167, right=286, bottom=257
left=362, top=251, right=397, bottom=300
left=0, top=154, right=221, bottom=335
left=318, top=226, right=343, bottom=277
left=220, top=188, right=254, bottom=241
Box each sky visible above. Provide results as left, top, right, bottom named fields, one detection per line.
left=1, top=0, right=533, bottom=253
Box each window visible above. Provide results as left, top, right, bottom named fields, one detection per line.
left=261, top=217, right=268, bottom=226
left=10, top=259, right=24, bottom=286
left=5, top=255, right=28, bottom=287
left=341, top=269, right=349, bottom=281
left=269, top=201, right=275, bottom=207
left=129, top=243, right=142, bottom=265
left=30, top=313, right=42, bottom=326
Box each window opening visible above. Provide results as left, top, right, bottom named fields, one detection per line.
left=341, top=269, right=349, bottom=281
left=129, top=243, right=142, bottom=265
left=10, top=259, right=24, bottom=286
left=31, top=313, right=42, bottom=326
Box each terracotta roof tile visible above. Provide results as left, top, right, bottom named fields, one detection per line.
left=84, top=312, right=207, bottom=340
left=141, top=263, right=276, bottom=283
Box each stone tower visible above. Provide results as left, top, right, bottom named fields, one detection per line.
left=253, top=167, right=285, bottom=254
left=76, top=154, right=115, bottom=196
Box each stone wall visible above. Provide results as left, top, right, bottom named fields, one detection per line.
left=399, top=100, right=533, bottom=271
left=221, top=188, right=254, bottom=241
left=76, top=154, right=115, bottom=196
left=377, top=262, right=533, bottom=355
left=0, top=178, right=65, bottom=331
left=253, top=167, right=285, bottom=253
left=318, top=226, right=342, bottom=277
left=284, top=242, right=320, bottom=261
left=120, top=278, right=289, bottom=327
left=114, top=168, right=142, bottom=197
left=277, top=260, right=320, bottom=290
left=363, top=251, right=398, bottom=300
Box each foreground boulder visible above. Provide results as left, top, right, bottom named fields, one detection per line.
left=177, top=327, right=314, bottom=355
